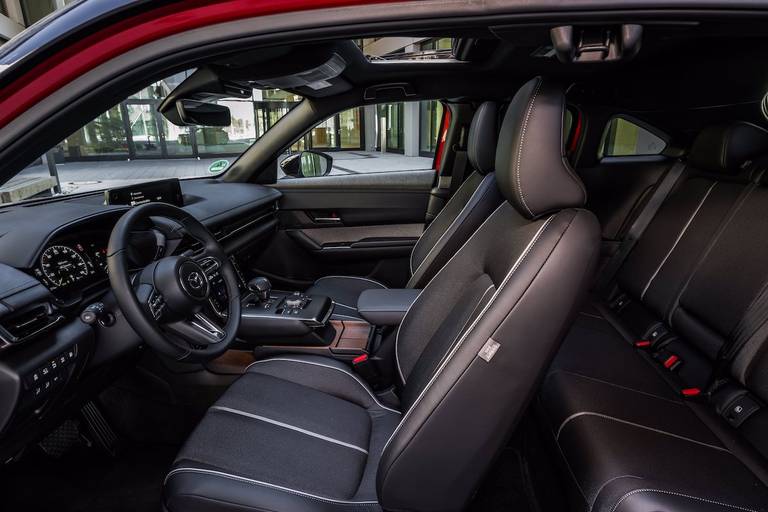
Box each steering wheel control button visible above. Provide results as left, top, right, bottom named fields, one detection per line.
left=148, top=291, right=166, bottom=320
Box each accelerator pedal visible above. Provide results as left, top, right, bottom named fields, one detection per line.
left=80, top=401, right=120, bottom=456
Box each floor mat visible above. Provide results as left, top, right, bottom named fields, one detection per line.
left=0, top=442, right=176, bottom=512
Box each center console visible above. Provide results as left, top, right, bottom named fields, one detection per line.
left=237, top=277, right=373, bottom=360
left=240, top=289, right=332, bottom=340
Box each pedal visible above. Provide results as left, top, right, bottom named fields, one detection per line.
left=80, top=401, right=120, bottom=456
left=38, top=419, right=80, bottom=458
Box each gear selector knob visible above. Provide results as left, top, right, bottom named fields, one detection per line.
left=248, top=277, right=272, bottom=302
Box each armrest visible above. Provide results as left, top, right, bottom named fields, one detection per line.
left=357, top=288, right=420, bottom=326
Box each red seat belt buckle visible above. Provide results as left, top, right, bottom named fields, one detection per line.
left=682, top=387, right=701, bottom=397
left=352, top=354, right=368, bottom=365
left=635, top=340, right=652, bottom=349
left=663, top=354, right=680, bottom=370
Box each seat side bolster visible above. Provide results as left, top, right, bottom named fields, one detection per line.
left=164, top=468, right=381, bottom=512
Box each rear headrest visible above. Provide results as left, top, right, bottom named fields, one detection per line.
left=688, top=122, right=768, bottom=174
left=467, top=101, right=499, bottom=174
left=495, top=77, right=586, bottom=218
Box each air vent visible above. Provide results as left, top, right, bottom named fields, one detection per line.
left=0, top=304, right=62, bottom=345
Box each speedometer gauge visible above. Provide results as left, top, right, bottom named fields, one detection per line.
left=40, top=245, right=89, bottom=287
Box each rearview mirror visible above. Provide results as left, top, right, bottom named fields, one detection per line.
left=175, top=99, right=231, bottom=126
left=280, top=151, right=333, bottom=178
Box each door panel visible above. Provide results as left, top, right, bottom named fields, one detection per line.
left=251, top=170, right=434, bottom=289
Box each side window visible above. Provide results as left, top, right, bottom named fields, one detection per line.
left=599, top=117, right=667, bottom=158
left=278, top=100, right=443, bottom=179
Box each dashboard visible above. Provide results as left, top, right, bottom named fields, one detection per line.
left=0, top=178, right=281, bottom=456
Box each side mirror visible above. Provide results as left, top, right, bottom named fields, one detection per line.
left=280, top=150, right=333, bottom=178
left=175, top=99, right=231, bottom=126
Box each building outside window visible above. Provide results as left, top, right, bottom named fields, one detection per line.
left=20, top=0, right=54, bottom=25
left=419, top=101, right=444, bottom=156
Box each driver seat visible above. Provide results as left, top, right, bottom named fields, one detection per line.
left=163, top=77, right=599, bottom=512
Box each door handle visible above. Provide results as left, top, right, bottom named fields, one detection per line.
left=310, top=211, right=342, bottom=224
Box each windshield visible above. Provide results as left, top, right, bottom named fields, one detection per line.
left=0, top=70, right=301, bottom=205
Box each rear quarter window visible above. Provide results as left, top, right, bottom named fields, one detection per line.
left=599, top=117, right=667, bottom=158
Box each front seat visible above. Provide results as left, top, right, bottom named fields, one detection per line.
left=307, top=101, right=503, bottom=317
left=163, top=77, right=599, bottom=512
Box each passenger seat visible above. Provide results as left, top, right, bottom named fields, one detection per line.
left=538, top=122, right=768, bottom=512
left=307, top=102, right=503, bottom=316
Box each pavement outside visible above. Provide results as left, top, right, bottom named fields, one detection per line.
left=3, top=150, right=434, bottom=199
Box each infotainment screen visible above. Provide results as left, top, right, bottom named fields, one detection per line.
left=105, top=178, right=183, bottom=207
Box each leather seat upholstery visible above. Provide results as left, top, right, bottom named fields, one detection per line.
left=539, top=122, right=768, bottom=512
left=163, top=77, right=600, bottom=512
left=307, top=101, right=504, bottom=318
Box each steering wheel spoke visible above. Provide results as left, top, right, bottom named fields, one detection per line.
left=165, top=312, right=226, bottom=346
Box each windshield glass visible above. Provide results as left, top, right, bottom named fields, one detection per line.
left=0, top=70, right=302, bottom=205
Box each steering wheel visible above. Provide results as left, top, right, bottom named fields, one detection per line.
left=107, top=203, right=241, bottom=362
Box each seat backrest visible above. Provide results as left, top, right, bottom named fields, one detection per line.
left=613, top=122, right=768, bottom=328
left=377, top=77, right=599, bottom=512
left=407, top=101, right=503, bottom=289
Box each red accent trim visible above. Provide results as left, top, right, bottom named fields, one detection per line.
left=567, top=109, right=583, bottom=154
left=663, top=354, right=679, bottom=369
left=681, top=387, right=701, bottom=397
left=634, top=340, right=652, bottom=348
left=0, top=0, right=396, bottom=129
left=352, top=354, right=368, bottom=365
left=434, top=107, right=451, bottom=171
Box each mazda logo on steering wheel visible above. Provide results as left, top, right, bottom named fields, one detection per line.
left=187, top=271, right=204, bottom=290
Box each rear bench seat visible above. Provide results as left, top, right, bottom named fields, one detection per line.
left=539, top=122, right=768, bottom=512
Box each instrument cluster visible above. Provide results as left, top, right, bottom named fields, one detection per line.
left=34, top=231, right=110, bottom=293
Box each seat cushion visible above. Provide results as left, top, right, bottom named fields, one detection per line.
left=540, top=304, right=768, bottom=512
left=164, top=355, right=401, bottom=512
left=306, top=276, right=387, bottom=319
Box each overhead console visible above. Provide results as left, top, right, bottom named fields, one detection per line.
left=550, top=24, right=643, bottom=64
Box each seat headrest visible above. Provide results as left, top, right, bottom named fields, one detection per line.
left=467, top=101, right=499, bottom=174
left=495, top=77, right=586, bottom=218
left=688, top=121, right=768, bottom=174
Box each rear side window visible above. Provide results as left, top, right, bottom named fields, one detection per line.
left=599, top=117, right=666, bottom=158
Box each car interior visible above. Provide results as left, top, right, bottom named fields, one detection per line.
left=2, top=10, right=768, bottom=512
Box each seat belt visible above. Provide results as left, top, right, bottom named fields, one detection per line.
left=448, top=148, right=469, bottom=195
left=596, top=160, right=687, bottom=293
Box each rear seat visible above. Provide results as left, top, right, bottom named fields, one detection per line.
left=539, top=122, right=768, bottom=512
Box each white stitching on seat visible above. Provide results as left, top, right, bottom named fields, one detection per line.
left=515, top=78, right=543, bottom=217
left=394, top=202, right=507, bottom=385
left=210, top=406, right=369, bottom=454
left=409, top=173, right=494, bottom=286
left=246, top=357, right=401, bottom=414
left=591, top=475, right=643, bottom=511
left=384, top=215, right=554, bottom=454
left=555, top=411, right=729, bottom=452
left=640, top=182, right=716, bottom=300
left=164, top=468, right=379, bottom=505
left=314, top=275, right=387, bottom=288
left=548, top=369, right=683, bottom=405
left=610, top=488, right=759, bottom=512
